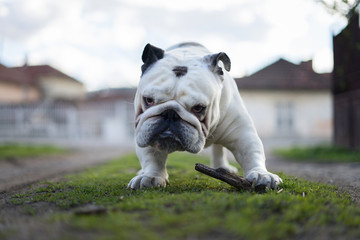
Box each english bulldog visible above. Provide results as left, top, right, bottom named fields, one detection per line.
left=128, top=42, right=282, bottom=190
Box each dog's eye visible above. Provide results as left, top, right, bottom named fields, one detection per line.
left=144, top=97, right=155, bottom=107
left=192, top=105, right=206, bottom=114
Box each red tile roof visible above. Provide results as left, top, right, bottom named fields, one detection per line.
left=0, top=64, right=31, bottom=85
left=0, top=64, right=82, bottom=86
left=235, top=58, right=331, bottom=90
left=11, top=65, right=81, bottom=84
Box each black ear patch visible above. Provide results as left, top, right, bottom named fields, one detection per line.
left=205, top=52, right=231, bottom=76
left=141, top=43, right=165, bottom=74
left=172, top=66, right=188, bottom=77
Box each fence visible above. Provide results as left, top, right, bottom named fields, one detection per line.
left=0, top=100, right=135, bottom=144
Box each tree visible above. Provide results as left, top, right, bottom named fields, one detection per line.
left=319, top=0, right=360, bottom=20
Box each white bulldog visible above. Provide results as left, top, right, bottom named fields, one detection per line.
left=128, top=42, right=282, bottom=190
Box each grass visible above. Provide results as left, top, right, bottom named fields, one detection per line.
left=8, top=153, right=360, bottom=240
left=274, top=145, right=360, bottom=163
left=0, top=143, right=67, bottom=159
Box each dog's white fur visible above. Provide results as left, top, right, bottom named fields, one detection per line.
left=128, top=43, right=282, bottom=189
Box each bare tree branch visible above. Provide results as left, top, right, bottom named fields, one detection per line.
left=318, top=0, right=360, bottom=20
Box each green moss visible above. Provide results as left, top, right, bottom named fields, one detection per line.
left=10, top=152, right=360, bottom=240
left=274, top=145, right=360, bottom=163
left=0, top=143, right=66, bottom=159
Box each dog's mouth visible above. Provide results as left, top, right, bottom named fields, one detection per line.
left=159, top=129, right=176, bottom=138
left=151, top=129, right=185, bottom=152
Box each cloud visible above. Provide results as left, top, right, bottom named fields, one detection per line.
left=129, top=0, right=243, bottom=12
left=0, top=0, right=348, bottom=90
left=0, top=0, right=64, bottom=41
left=0, top=2, right=9, bottom=18
left=313, top=48, right=334, bottom=73
left=134, top=3, right=270, bottom=45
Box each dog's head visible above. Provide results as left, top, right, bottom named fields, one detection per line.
left=134, top=43, right=231, bottom=153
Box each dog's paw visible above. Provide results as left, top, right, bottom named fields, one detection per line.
left=127, top=175, right=169, bottom=190
left=245, top=168, right=282, bottom=189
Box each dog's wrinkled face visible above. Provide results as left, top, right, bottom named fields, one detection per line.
left=135, top=101, right=206, bottom=153
left=134, top=44, right=231, bottom=154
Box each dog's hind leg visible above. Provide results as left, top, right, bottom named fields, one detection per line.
left=210, top=144, right=238, bottom=174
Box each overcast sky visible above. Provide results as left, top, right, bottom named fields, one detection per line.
left=0, top=0, right=348, bottom=91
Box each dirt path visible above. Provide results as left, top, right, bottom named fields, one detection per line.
left=0, top=145, right=134, bottom=193
left=266, top=154, right=360, bottom=204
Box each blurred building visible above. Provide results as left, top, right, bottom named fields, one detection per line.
left=235, top=58, right=332, bottom=148
left=0, top=64, right=136, bottom=144
left=0, top=64, right=85, bottom=104
left=333, top=13, right=360, bottom=151
left=82, top=88, right=136, bottom=143
left=0, top=64, right=40, bottom=103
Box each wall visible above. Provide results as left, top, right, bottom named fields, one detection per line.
left=334, top=89, right=360, bottom=150
left=239, top=90, right=332, bottom=141
left=0, top=82, right=40, bottom=104
left=0, top=101, right=134, bottom=145
left=39, top=76, right=86, bottom=100
left=332, top=13, right=360, bottom=150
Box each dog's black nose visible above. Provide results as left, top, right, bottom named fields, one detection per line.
left=161, top=109, right=180, bottom=122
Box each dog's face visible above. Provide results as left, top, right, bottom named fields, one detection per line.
left=134, top=44, right=231, bottom=153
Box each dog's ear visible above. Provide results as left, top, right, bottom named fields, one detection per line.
left=141, top=43, right=165, bottom=74
left=204, top=52, right=231, bottom=76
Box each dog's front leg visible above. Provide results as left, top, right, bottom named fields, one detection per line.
left=127, top=146, right=169, bottom=189
left=228, top=131, right=282, bottom=189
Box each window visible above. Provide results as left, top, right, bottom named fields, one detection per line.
left=276, top=101, right=294, bottom=134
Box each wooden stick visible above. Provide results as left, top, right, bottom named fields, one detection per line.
left=195, top=163, right=253, bottom=191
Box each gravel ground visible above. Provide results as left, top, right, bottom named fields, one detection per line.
left=266, top=154, right=360, bottom=204
left=0, top=145, right=134, bottom=193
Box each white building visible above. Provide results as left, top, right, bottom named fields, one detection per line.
left=235, top=59, right=332, bottom=150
